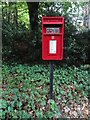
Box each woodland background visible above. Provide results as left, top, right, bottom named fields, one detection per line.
left=1, top=2, right=90, bottom=119
left=2, top=2, right=90, bottom=65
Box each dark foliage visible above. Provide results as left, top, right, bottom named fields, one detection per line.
left=2, top=2, right=90, bottom=66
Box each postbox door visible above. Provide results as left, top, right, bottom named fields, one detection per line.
left=42, top=35, right=63, bottom=60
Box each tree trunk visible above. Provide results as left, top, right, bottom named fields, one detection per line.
left=27, top=2, right=39, bottom=46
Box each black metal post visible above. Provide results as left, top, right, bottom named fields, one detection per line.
left=50, top=61, right=53, bottom=99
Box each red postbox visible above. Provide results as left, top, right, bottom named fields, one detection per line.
left=42, top=16, right=64, bottom=60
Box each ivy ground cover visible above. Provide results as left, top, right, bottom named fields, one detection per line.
left=1, top=63, right=90, bottom=119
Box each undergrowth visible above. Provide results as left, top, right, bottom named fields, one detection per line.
left=0, top=63, right=90, bottom=119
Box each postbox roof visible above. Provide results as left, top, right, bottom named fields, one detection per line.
left=42, top=16, right=64, bottom=25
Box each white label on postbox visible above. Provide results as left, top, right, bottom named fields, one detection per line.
left=49, top=40, right=56, bottom=54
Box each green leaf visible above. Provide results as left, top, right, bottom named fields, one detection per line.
left=0, top=99, right=7, bottom=109
left=36, top=110, right=43, bottom=118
